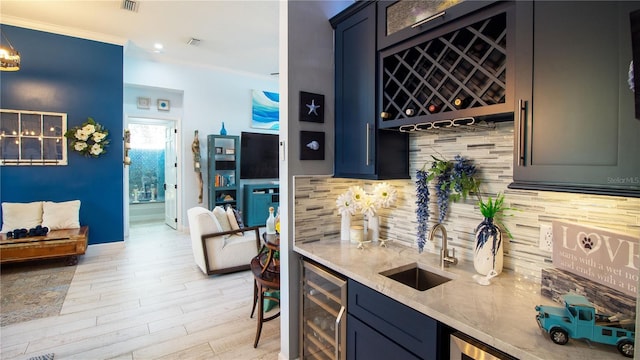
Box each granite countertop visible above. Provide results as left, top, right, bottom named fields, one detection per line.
left=293, top=239, right=624, bottom=360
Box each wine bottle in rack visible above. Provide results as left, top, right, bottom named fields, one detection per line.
left=427, top=104, right=441, bottom=113
left=453, top=97, right=471, bottom=109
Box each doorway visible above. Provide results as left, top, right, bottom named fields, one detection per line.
left=125, top=118, right=178, bottom=233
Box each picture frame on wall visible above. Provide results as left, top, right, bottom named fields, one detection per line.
left=137, top=97, right=150, bottom=109
left=299, top=91, right=324, bottom=123
left=251, top=90, right=280, bottom=130
left=300, top=131, right=325, bottom=160
left=157, top=99, right=170, bottom=111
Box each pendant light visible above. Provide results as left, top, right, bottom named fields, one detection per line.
left=0, top=30, right=21, bottom=71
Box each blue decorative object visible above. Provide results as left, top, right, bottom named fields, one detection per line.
left=535, top=293, right=635, bottom=358
left=220, top=122, right=227, bottom=135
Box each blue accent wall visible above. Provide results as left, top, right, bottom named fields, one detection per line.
left=0, top=24, right=124, bottom=245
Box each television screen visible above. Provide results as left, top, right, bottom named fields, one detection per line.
left=240, top=132, right=279, bottom=179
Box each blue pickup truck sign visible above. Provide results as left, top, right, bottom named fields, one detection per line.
left=536, top=293, right=635, bottom=357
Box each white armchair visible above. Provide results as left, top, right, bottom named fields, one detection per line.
left=187, top=206, right=261, bottom=275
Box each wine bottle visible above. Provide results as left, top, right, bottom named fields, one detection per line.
left=428, top=104, right=440, bottom=113
left=453, top=97, right=471, bottom=109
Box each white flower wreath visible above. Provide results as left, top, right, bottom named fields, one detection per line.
left=64, top=117, right=110, bottom=157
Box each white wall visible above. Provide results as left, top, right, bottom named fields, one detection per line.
left=123, top=59, right=278, bottom=229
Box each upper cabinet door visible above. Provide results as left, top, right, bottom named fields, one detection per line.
left=334, top=3, right=377, bottom=178
left=332, top=3, right=409, bottom=180
left=377, top=1, right=498, bottom=51
left=512, top=1, right=640, bottom=196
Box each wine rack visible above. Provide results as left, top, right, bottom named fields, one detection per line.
left=380, top=9, right=511, bottom=127
left=300, top=260, right=347, bottom=360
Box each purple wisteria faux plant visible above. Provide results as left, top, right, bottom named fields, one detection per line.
left=415, top=155, right=479, bottom=252
left=415, top=169, right=430, bottom=252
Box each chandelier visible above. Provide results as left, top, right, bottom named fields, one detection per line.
left=0, top=30, right=21, bottom=71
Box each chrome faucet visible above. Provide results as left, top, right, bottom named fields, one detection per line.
left=428, top=223, right=458, bottom=267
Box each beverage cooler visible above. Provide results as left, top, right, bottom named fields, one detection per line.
left=300, top=258, right=347, bottom=360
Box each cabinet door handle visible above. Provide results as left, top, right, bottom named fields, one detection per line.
left=411, top=11, right=446, bottom=28
left=517, top=99, right=527, bottom=166
left=335, top=306, right=346, bottom=360
left=365, top=123, right=371, bottom=166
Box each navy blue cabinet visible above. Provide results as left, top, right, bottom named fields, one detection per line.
left=347, top=314, right=421, bottom=360
left=378, top=2, right=515, bottom=130
left=347, top=279, right=445, bottom=359
left=511, top=1, right=640, bottom=196
left=331, top=2, right=409, bottom=180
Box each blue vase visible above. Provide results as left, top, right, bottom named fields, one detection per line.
left=220, top=122, right=227, bottom=135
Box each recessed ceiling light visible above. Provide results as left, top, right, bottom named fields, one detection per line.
left=153, top=43, right=163, bottom=53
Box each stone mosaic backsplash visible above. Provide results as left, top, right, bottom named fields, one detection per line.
left=294, top=122, right=640, bottom=282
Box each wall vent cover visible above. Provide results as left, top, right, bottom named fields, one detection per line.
left=187, top=38, right=201, bottom=46
left=122, top=0, right=138, bottom=12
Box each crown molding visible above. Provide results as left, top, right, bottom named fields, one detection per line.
left=1, top=15, right=127, bottom=45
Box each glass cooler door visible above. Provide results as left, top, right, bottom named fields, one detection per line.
left=300, top=259, right=347, bottom=360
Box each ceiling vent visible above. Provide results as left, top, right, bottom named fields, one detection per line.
left=122, top=0, right=139, bottom=12
left=187, top=38, right=201, bottom=46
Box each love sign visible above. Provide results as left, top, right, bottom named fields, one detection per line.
left=552, top=221, right=639, bottom=297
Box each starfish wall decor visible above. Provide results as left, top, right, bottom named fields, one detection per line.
left=299, top=91, right=325, bottom=123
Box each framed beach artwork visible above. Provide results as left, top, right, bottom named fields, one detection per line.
left=251, top=90, right=280, bottom=130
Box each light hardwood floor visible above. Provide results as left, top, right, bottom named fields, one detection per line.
left=1, top=222, right=281, bottom=360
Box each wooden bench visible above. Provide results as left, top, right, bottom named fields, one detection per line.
left=0, top=226, right=89, bottom=265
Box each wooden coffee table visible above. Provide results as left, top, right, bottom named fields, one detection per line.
left=0, top=226, right=89, bottom=265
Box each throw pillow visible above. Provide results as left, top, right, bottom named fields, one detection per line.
left=226, top=206, right=241, bottom=231
left=212, top=206, right=232, bottom=232
left=1, top=201, right=43, bottom=233
left=232, top=208, right=245, bottom=228
left=41, top=200, right=81, bottom=230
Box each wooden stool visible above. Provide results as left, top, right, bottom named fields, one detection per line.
left=250, top=256, right=280, bottom=348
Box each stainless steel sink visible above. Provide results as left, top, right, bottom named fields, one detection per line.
left=380, top=263, right=453, bottom=291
